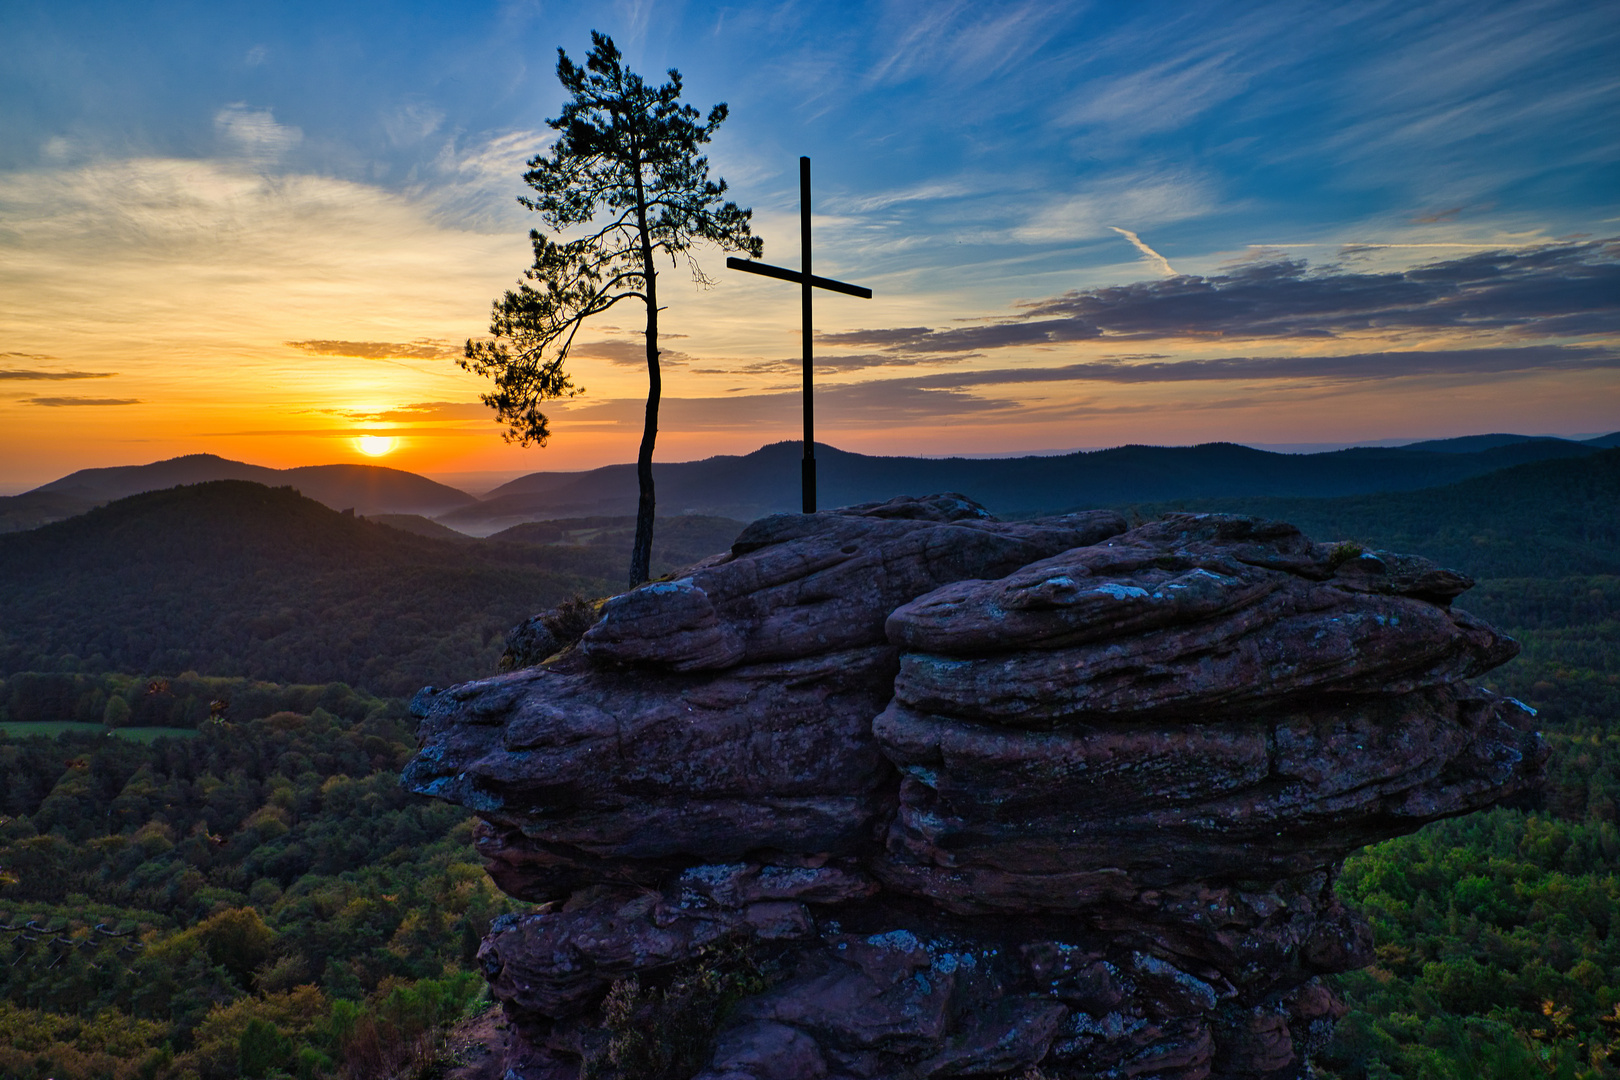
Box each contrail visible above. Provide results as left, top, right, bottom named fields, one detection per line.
left=1109, top=226, right=1177, bottom=277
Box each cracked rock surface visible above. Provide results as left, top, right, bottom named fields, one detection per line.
left=404, top=496, right=1544, bottom=1079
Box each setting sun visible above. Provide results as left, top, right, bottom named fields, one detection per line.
left=355, top=435, right=398, bottom=457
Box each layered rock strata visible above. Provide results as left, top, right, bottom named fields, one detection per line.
left=404, top=496, right=1545, bottom=1080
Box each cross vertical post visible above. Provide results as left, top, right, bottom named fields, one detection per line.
left=726, top=157, right=872, bottom=515
left=800, top=156, right=815, bottom=512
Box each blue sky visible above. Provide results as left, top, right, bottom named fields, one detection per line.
left=1, top=0, right=1616, bottom=488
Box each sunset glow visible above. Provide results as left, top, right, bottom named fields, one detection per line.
left=356, top=435, right=399, bottom=458
left=0, top=2, right=1614, bottom=493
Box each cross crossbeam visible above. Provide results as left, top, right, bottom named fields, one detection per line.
left=728, top=157, right=872, bottom=513
left=726, top=258, right=873, bottom=299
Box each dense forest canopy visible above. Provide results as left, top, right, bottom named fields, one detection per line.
left=0, top=687, right=509, bottom=1078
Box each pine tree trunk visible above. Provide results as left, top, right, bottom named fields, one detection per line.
left=630, top=332, right=658, bottom=586
left=629, top=176, right=659, bottom=589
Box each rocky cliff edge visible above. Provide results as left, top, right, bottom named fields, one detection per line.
left=404, top=494, right=1544, bottom=1080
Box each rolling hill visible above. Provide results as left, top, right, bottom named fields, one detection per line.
left=4, top=454, right=478, bottom=533
left=0, top=482, right=622, bottom=693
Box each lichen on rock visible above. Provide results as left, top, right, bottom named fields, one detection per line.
left=404, top=496, right=1544, bottom=1079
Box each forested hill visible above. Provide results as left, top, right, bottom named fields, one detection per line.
left=8, top=454, right=478, bottom=530
left=446, top=433, right=1616, bottom=528
left=1136, top=447, right=1620, bottom=579
left=0, top=481, right=627, bottom=694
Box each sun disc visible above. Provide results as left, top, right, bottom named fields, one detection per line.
left=356, top=435, right=397, bottom=457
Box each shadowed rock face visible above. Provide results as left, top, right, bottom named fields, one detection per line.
left=403, top=497, right=1544, bottom=1080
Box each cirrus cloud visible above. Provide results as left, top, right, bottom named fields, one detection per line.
left=286, top=339, right=463, bottom=360
left=0, top=368, right=115, bottom=380
left=26, top=396, right=142, bottom=406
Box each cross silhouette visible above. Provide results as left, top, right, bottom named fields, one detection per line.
left=728, top=157, right=872, bottom=513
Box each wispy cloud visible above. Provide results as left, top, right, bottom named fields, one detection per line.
left=329, top=401, right=494, bottom=422
left=891, top=345, right=1619, bottom=388
left=1008, top=171, right=1213, bottom=244
left=382, top=103, right=447, bottom=148
left=740, top=350, right=977, bottom=375
left=199, top=425, right=487, bottom=439
left=560, top=381, right=1016, bottom=430
left=821, top=319, right=1097, bottom=353
left=1049, top=4, right=1324, bottom=138
left=570, top=340, right=694, bottom=367
left=865, top=1, right=1056, bottom=88
left=0, top=368, right=115, bottom=380
left=425, top=128, right=552, bottom=230
left=1256, top=0, right=1620, bottom=202
left=1061, top=46, right=1249, bottom=136
left=214, top=104, right=302, bottom=165
left=287, top=339, right=463, bottom=361
left=838, top=180, right=977, bottom=214
left=26, top=396, right=142, bottom=406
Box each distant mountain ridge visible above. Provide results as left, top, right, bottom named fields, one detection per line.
left=34, top=453, right=477, bottom=513
left=33, top=452, right=285, bottom=497
left=4, top=432, right=1616, bottom=536
left=443, top=432, right=1618, bottom=530
left=4, top=453, right=477, bottom=533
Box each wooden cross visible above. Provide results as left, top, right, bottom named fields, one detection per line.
left=728, top=156, right=872, bottom=514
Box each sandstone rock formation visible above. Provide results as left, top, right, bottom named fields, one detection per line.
left=404, top=496, right=1545, bottom=1080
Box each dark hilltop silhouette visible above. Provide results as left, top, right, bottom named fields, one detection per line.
left=440, top=433, right=1617, bottom=532
left=5, top=433, right=1615, bottom=537
left=13, top=453, right=477, bottom=526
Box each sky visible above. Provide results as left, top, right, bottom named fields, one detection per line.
left=1, top=0, right=1616, bottom=492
